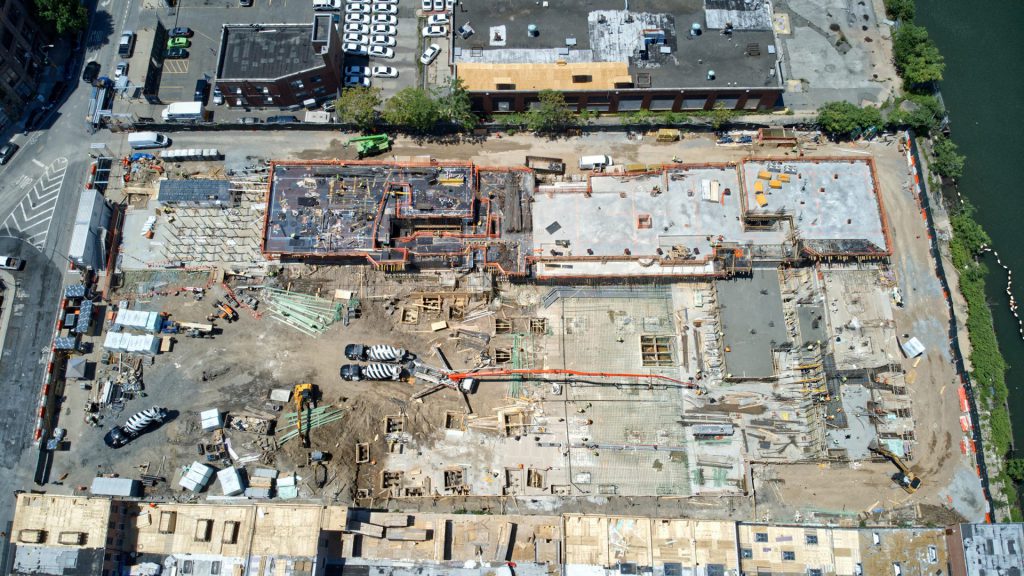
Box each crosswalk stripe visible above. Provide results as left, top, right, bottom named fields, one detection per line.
left=0, top=157, right=69, bottom=250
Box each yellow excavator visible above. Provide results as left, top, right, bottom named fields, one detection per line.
left=293, top=383, right=317, bottom=448
left=869, top=440, right=922, bottom=494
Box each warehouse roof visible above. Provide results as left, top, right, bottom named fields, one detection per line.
left=217, top=24, right=322, bottom=80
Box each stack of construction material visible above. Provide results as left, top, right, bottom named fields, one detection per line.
left=261, top=288, right=344, bottom=336
left=276, top=405, right=346, bottom=444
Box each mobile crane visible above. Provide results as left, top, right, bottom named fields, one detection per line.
left=293, top=383, right=317, bottom=448
left=869, top=440, right=922, bottom=494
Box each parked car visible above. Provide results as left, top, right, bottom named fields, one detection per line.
left=169, top=27, right=193, bottom=38
left=114, top=61, right=128, bottom=78
left=420, top=0, right=432, bottom=10
left=239, top=0, right=253, bottom=5
left=343, top=42, right=367, bottom=55
left=266, top=115, right=299, bottom=123
left=346, top=13, right=371, bottom=24
left=165, top=48, right=189, bottom=59
left=81, top=61, right=100, bottom=83
left=212, top=87, right=224, bottom=105
left=345, top=65, right=369, bottom=76
left=313, top=0, right=344, bottom=9
left=344, top=23, right=370, bottom=34
left=167, top=37, right=191, bottom=49
left=422, top=25, right=447, bottom=37
left=432, top=0, right=445, bottom=10
left=427, top=13, right=449, bottom=25
left=420, top=43, right=440, bottom=65
left=371, top=24, right=396, bottom=35
left=347, top=2, right=371, bottom=12
left=372, top=66, right=398, bottom=78
left=343, top=32, right=369, bottom=44
left=368, top=45, right=394, bottom=58
left=0, top=143, right=19, bottom=166
left=369, top=35, right=396, bottom=47
left=344, top=75, right=371, bottom=88
left=193, top=79, right=209, bottom=102
left=117, top=31, right=135, bottom=57
left=372, top=3, right=397, bottom=14
left=372, top=13, right=397, bottom=25
left=240, top=116, right=261, bottom=124
left=0, top=253, right=23, bottom=273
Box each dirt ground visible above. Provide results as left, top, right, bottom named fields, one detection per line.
left=43, top=132, right=984, bottom=523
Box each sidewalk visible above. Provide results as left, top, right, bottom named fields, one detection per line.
left=0, top=270, right=15, bottom=364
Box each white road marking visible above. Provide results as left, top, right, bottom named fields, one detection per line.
left=0, top=157, right=70, bottom=251
left=30, top=159, right=44, bottom=168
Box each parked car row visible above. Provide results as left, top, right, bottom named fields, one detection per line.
left=341, top=0, right=402, bottom=87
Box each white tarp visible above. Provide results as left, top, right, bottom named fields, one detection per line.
left=114, top=309, right=162, bottom=332
left=179, top=461, right=214, bottom=492
left=217, top=467, right=245, bottom=496
left=104, top=332, right=159, bottom=355
left=901, top=337, right=926, bottom=358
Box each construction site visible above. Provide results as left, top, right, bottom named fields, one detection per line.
left=36, top=130, right=986, bottom=543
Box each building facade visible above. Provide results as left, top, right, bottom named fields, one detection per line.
left=214, top=15, right=343, bottom=109
left=0, top=0, right=49, bottom=128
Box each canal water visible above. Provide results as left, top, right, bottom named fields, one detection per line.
left=913, top=1, right=1024, bottom=452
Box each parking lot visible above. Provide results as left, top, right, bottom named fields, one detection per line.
left=121, top=0, right=447, bottom=120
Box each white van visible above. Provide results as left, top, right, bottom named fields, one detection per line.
left=313, top=0, right=342, bottom=9
left=161, top=101, right=204, bottom=122
left=127, top=132, right=170, bottom=149
left=579, top=155, right=612, bottom=171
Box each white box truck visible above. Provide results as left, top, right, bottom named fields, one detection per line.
left=127, top=131, right=170, bottom=149
left=161, top=101, right=204, bottom=122
left=579, top=155, right=612, bottom=170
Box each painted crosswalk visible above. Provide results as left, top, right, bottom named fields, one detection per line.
left=0, top=157, right=69, bottom=251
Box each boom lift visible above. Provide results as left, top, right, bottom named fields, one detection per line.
left=293, top=383, right=317, bottom=448
left=869, top=440, right=922, bottom=493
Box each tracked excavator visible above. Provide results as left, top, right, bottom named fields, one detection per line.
left=293, top=383, right=317, bottom=448
left=869, top=439, right=922, bottom=494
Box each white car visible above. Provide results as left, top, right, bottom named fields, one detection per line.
left=427, top=13, right=449, bottom=25
left=343, top=42, right=368, bottom=55
left=0, top=256, right=23, bottom=270
left=372, top=3, right=398, bottom=14
left=369, top=45, right=395, bottom=58
left=420, top=0, right=432, bottom=10
left=446, top=0, right=455, bottom=7
left=369, top=34, right=396, bottom=46
left=346, top=13, right=371, bottom=23
left=114, top=61, right=129, bottom=78
left=344, top=23, right=370, bottom=34
left=372, top=13, right=397, bottom=25
left=345, top=75, right=372, bottom=88
left=420, top=43, right=440, bottom=64
left=371, top=24, right=397, bottom=35
left=347, top=2, right=371, bottom=12
left=372, top=66, right=398, bottom=78
left=432, top=0, right=444, bottom=10
left=345, top=65, right=369, bottom=76
left=314, top=0, right=344, bottom=9
left=422, top=25, right=447, bottom=37
left=343, top=32, right=369, bottom=44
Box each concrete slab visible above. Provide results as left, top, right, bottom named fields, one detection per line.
left=717, top=268, right=788, bottom=379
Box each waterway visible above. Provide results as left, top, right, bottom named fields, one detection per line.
left=914, top=1, right=1024, bottom=453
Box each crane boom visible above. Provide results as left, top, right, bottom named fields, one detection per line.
left=443, top=368, right=699, bottom=389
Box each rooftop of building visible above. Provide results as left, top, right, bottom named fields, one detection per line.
left=216, top=23, right=322, bottom=80
left=451, top=0, right=780, bottom=90
left=956, top=523, right=1024, bottom=575
left=11, top=494, right=112, bottom=550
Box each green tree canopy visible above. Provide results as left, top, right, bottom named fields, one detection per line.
left=382, top=87, right=440, bottom=133
left=883, top=0, right=916, bottom=21
left=893, top=23, right=945, bottom=85
left=35, top=0, right=88, bottom=35
left=335, top=86, right=382, bottom=132
left=930, top=135, right=966, bottom=180
left=815, top=101, right=882, bottom=138
left=525, top=90, right=577, bottom=133
left=886, top=94, right=944, bottom=134
left=433, top=78, right=477, bottom=131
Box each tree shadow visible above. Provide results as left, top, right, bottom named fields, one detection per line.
left=85, top=11, right=114, bottom=50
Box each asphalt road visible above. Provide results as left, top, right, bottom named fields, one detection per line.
left=0, top=0, right=135, bottom=536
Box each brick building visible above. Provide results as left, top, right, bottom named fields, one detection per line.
left=214, top=15, right=343, bottom=109
left=0, top=0, right=50, bottom=128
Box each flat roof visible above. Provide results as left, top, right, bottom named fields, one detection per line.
left=217, top=24, right=321, bottom=80
left=452, top=0, right=780, bottom=89
left=11, top=494, right=112, bottom=550
left=716, top=268, right=787, bottom=378
left=157, top=179, right=232, bottom=204
left=457, top=62, right=630, bottom=91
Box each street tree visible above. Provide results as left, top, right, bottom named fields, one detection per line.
left=816, top=101, right=882, bottom=138
left=883, top=0, right=916, bottom=21
left=35, top=0, right=88, bottom=35
left=525, top=90, right=576, bottom=133
left=334, top=86, right=382, bottom=132
left=893, top=23, right=945, bottom=86
left=383, top=87, right=440, bottom=133
left=433, top=78, right=477, bottom=131
left=930, top=135, right=966, bottom=180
